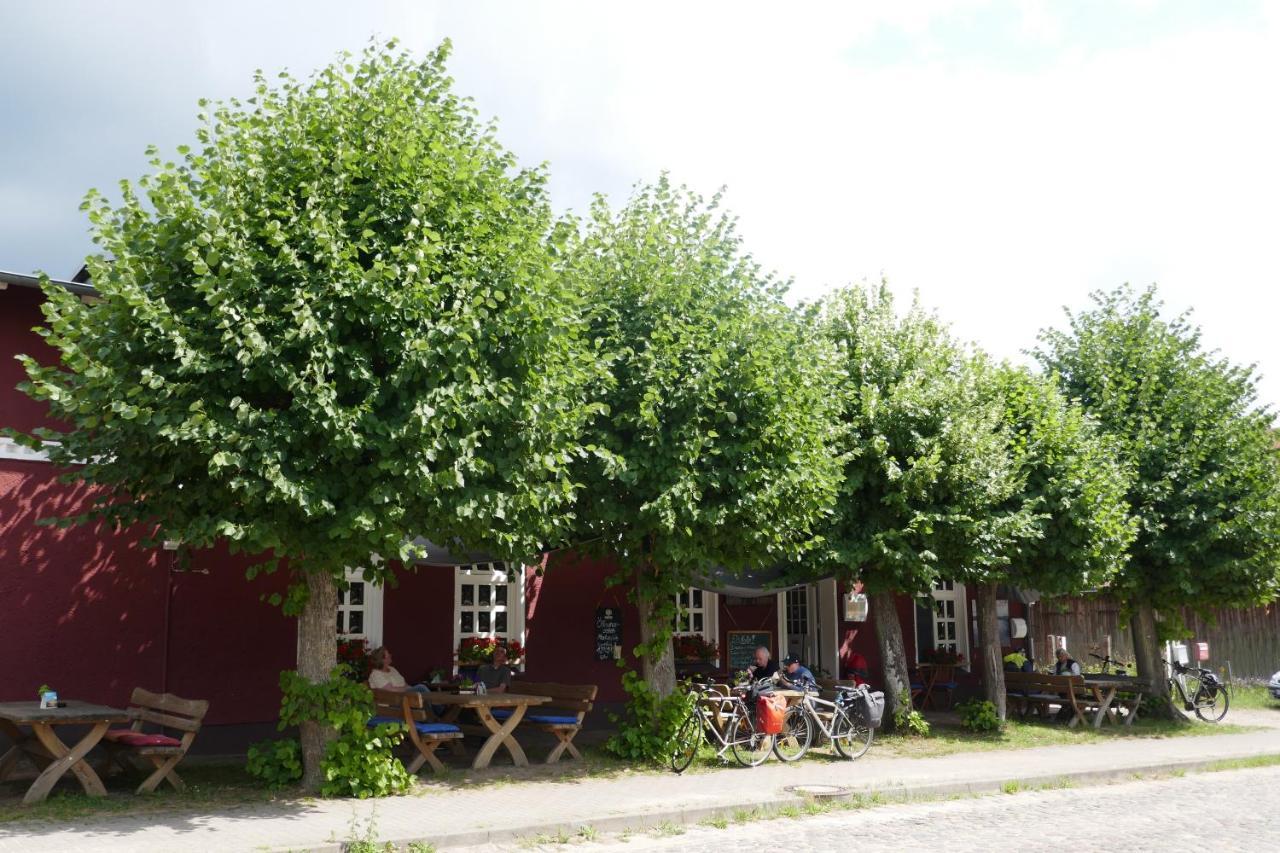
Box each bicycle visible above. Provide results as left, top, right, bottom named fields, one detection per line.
left=1088, top=652, right=1131, bottom=675
left=670, top=678, right=776, bottom=772
left=772, top=683, right=874, bottom=763
left=1163, top=658, right=1230, bottom=722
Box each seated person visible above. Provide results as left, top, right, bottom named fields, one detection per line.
left=746, top=646, right=779, bottom=680
left=476, top=645, right=515, bottom=693
left=368, top=647, right=429, bottom=693
left=1053, top=647, right=1081, bottom=677
left=779, top=654, right=818, bottom=691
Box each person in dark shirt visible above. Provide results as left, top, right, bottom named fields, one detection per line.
left=476, top=645, right=515, bottom=693
left=747, top=646, right=779, bottom=680
left=780, top=654, right=818, bottom=691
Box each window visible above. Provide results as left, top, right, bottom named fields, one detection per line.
left=338, top=567, right=384, bottom=647
left=914, top=580, right=969, bottom=665
left=672, top=587, right=709, bottom=637
left=454, top=562, right=524, bottom=670
left=672, top=587, right=719, bottom=662
left=785, top=587, right=809, bottom=638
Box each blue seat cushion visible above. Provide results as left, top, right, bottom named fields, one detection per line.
left=524, top=714, right=580, bottom=726
left=491, top=708, right=513, bottom=720
left=909, top=682, right=925, bottom=690
left=368, top=716, right=460, bottom=736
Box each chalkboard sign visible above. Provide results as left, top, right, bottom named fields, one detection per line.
left=727, top=630, right=771, bottom=673
left=595, top=607, right=622, bottom=661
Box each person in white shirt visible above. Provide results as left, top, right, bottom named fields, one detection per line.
left=368, top=647, right=428, bottom=692
left=1053, top=647, right=1082, bottom=677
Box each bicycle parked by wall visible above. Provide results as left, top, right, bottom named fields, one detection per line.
left=1163, top=657, right=1230, bottom=722
left=670, top=678, right=777, bottom=772
left=772, top=684, right=878, bottom=762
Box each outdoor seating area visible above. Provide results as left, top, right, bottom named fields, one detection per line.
left=1004, top=672, right=1146, bottom=729
left=372, top=681, right=599, bottom=774
left=0, top=689, right=207, bottom=805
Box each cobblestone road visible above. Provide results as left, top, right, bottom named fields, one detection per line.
left=554, top=765, right=1280, bottom=853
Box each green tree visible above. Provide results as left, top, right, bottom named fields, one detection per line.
left=1035, top=286, right=1280, bottom=713
left=970, top=363, right=1135, bottom=718
left=566, top=179, right=842, bottom=697
left=13, top=42, right=601, bottom=788
left=801, top=285, right=1036, bottom=727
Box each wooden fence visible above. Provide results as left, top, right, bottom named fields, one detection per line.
left=1035, top=595, right=1280, bottom=681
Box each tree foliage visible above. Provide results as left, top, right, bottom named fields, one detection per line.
left=16, top=40, right=600, bottom=589
left=565, top=179, right=842, bottom=682
left=979, top=363, right=1135, bottom=595
left=802, top=284, right=1034, bottom=595
left=1034, top=286, right=1280, bottom=613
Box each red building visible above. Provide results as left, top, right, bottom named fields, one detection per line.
left=1, top=269, right=1033, bottom=753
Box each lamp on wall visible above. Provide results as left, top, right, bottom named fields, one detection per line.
left=843, top=591, right=869, bottom=622
left=1009, top=617, right=1028, bottom=639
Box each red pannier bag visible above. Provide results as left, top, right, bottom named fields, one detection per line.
left=756, top=694, right=786, bottom=735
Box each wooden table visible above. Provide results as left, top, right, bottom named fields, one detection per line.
left=0, top=701, right=129, bottom=804
left=911, top=664, right=959, bottom=710
left=422, top=692, right=549, bottom=769
left=1081, top=675, right=1146, bottom=729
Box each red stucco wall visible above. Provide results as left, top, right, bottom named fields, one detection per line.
left=1, top=286, right=63, bottom=434
left=522, top=551, right=639, bottom=703
left=382, top=562, right=457, bottom=683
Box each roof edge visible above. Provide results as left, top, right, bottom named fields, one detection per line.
left=0, top=269, right=98, bottom=297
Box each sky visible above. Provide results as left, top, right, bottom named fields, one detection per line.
left=2, top=0, right=1278, bottom=407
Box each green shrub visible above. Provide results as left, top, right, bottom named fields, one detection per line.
left=273, top=667, right=412, bottom=798
left=956, top=699, right=1002, bottom=732
left=893, top=708, right=931, bottom=737
left=321, top=722, right=415, bottom=799
left=605, top=671, right=698, bottom=764
left=246, top=737, right=303, bottom=788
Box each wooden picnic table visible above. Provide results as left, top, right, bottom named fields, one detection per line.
left=422, top=692, right=550, bottom=769
left=911, top=663, right=959, bottom=710
left=0, top=701, right=129, bottom=804
left=1081, top=675, right=1146, bottom=729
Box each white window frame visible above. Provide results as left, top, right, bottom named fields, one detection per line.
left=454, top=562, right=525, bottom=673
left=338, top=566, right=384, bottom=648
left=914, top=580, right=969, bottom=667
left=672, top=587, right=718, bottom=643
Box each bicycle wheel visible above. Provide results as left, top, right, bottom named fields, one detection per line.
left=1193, top=682, right=1229, bottom=722
left=831, top=704, right=874, bottom=761
left=729, top=713, right=773, bottom=767
left=670, top=711, right=702, bottom=772
left=772, top=705, right=812, bottom=762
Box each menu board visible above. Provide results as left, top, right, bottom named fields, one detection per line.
left=595, top=607, right=622, bottom=661
left=727, top=630, right=771, bottom=673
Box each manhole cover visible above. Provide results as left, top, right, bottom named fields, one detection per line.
left=785, top=784, right=851, bottom=799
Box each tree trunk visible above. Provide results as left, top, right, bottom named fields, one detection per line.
left=1131, top=599, right=1174, bottom=719
left=976, top=580, right=1006, bottom=720
left=870, top=589, right=912, bottom=732
left=296, top=570, right=339, bottom=791
left=636, top=586, right=676, bottom=699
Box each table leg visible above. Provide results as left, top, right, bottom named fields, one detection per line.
left=25, top=722, right=111, bottom=804
left=1092, top=687, right=1117, bottom=729
left=472, top=705, right=529, bottom=770
left=1124, top=693, right=1143, bottom=726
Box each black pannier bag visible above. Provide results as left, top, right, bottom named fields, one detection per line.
left=852, top=689, right=886, bottom=729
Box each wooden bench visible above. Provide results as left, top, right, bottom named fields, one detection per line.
left=99, top=688, right=208, bottom=793
left=1004, top=672, right=1096, bottom=727
left=506, top=681, right=598, bottom=764
left=371, top=689, right=463, bottom=774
